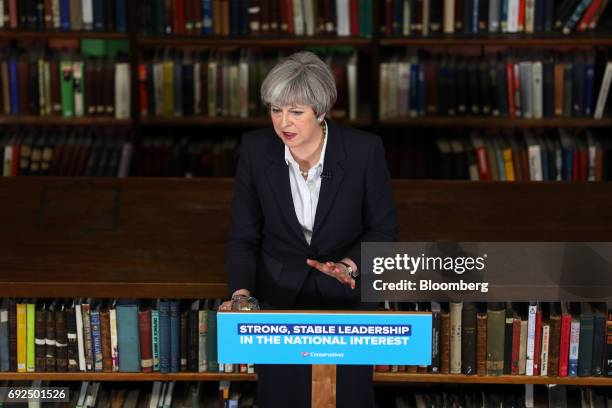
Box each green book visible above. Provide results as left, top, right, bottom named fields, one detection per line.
left=206, top=303, right=218, bottom=372
left=152, top=308, right=160, bottom=371
left=60, top=60, right=75, bottom=117
left=26, top=302, right=35, bottom=372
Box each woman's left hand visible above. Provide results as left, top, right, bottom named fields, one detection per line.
left=306, top=259, right=356, bottom=290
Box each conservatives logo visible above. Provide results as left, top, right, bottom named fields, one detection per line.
left=301, top=351, right=309, bottom=357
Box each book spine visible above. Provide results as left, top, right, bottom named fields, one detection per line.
left=109, top=307, right=118, bottom=371
left=569, top=319, right=580, bottom=376
left=152, top=309, right=160, bottom=372
left=526, top=303, right=537, bottom=375
left=90, top=311, right=103, bottom=372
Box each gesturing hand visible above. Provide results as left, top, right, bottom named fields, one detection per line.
left=306, top=259, right=356, bottom=290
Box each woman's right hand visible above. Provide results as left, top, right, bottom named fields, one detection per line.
left=218, top=289, right=251, bottom=311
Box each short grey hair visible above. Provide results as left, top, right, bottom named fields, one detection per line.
left=260, top=51, right=337, bottom=116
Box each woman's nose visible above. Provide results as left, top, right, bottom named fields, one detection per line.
left=281, top=111, right=291, bottom=127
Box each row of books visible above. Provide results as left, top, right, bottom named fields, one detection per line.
left=373, top=301, right=612, bottom=378
left=139, top=0, right=374, bottom=38
left=0, top=129, right=132, bottom=177
left=381, top=0, right=612, bottom=37
left=0, top=51, right=130, bottom=118
left=0, top=381, right=254, bottom=408
left=434, top=129, right=612, bottom=181
left=0, top=298, right=251, bottom=374
left=390, top=385, right=612, bottom=408
left=379, top=50, right=612, bottom=120
left=0, top=0, right=128, bottom=32
left=139, top=49, right=357, bottom=120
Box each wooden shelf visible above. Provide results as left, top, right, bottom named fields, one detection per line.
left=0, top=372, right=610, bottom=386
left=0, top=116, right=132, bottom=126
left=140, top=115, right=372, bottom=127
left=373, top=373, right=612, bottom=386
left=379, top=117, right=612, bottom=128
left=0, top=372, right=256, bottom=382
left=0, top=31, right=129, bottom=40
left=380, top=33, right=612, bottom=47
left=137, top=36, right=372, bottom=48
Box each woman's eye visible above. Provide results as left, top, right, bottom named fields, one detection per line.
left=291, top=111, right=303, bottom=116
left=271, top=108, right=281, bottom=114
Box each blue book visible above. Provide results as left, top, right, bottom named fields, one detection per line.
left=116, top=300, right=141, bottom=372
left=170, top=300, right=180, bottom=372
left=573, top=60, right=585, bottom=117
left=173, top=61, right=182, bottom=116
left=9, top=59, right=18, bottom=115
left=534, top=0, right=545, bottom=32
left=159, top=300, right=170, bottom=373
left=472, top=0, right=480, bottom=33
left=409, top=63, right=419, bottom=117
left=584, top=60, right=595, bottom=117
left=60, top=0, right=70, bottom=31
left=578, top=303, right=595, bottom=377
left=202, top=0, right=213, bottom=35
left=115, top=0, right=127, bottom=32
left=230, top=0, right=239, bottom=36
left=540, top=140, right=549, bottom=181
left=0, top=299, right=8, bottom=371
left=500, top=0, right=508, bottom=32
left=564, top=148, right=574, bottom=181
left=90, top=308, right=103, bottom=372
left=417, top=64, right=426, bottom=116
left=151, top=308, right=160, bottom=371
left=543, top=62, right=554, bottom=118
left=93, top=0, right=105, bottom=31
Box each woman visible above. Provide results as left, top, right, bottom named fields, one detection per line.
left=223, top=51, right=399, bottom=408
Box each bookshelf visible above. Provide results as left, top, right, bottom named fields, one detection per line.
left=1, top=178, right=611, bottom=388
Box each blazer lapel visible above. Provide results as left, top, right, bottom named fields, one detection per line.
left=312, top=121, right=345, bottom=237
left=264, top=133, right=309, bottom=246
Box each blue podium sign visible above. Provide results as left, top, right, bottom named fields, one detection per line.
left=217, top=311, right=432, bottom=365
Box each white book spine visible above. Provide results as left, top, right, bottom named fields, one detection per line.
left=594, top=62, right=612, bottom=119
left=507, top=0, right=520, bottom=32
left=532, top=62, right=543, bottom=119
left=525, top=0, right=535, bottom=33
left=75, top=305, right=86, bottom=372
left=398, top=62, right=410, bottom=117
left=38, top=60, right=46, bottom=116
left=388, top=62, right=399, bottom=118
left=336, top=0, right=350, bottom=36
left=540, top=324, right=549, bottom=376
left=304, top=0, right=315, bottom=36
left=148, top=382, right=162, bottom=408
left=379, top=63, right=389, bottom=119
left=229, top=65, right=240, bottom=117
left=0, top=1, right=4, bottom=28
left=444, top=0, right=455, bottom=33
left=526, top=304, right=537, bottom=375
left=293, top=0, right=305, bottom=35
left=109, top=308, right=118, bottom=372
left=82, top=0, right=93, bottom=30
left=403, top=0, right=411, bottom=35
left=528, top=145, right=542, bottom=181
left=52, top=0, right=61, bottom=28
left=422, top=0, right=430, bottom=36
left=115, top=63, right=131, bottom=119
left=449, top=302, right=462, bottom=374
left=153, top=63, right=164, bottom=117
left=207, top=62, right=217, bottom=117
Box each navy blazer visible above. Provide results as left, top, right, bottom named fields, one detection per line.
left=227, top=120, right=399, bottom=308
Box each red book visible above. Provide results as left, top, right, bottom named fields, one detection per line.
left=533, top=308, right=542, bottom=376
left=385, top=0, right=392, bottom=36
left=511, top=317, right=521, bottom=375
left=279, top=0, right=287, bottom=33
left=475, top=146, right=490, bottom=181
left=558, top=307, right=571, bottom=376
left=578, top=0, right=603, bottom=31
left=138, top=63, right=148, bottom=116
left=518, top=0, right=526, bottom=31
left=286, top=0, right=294, bottom=34
left=572, top=150, right=579, bottom=181
left=579, top=145, right=588, bottom=181
left=375, top=365, right=390, bottom=372
left=349, top=0, right=359, bottom=36
left=506, top=63, right=516, bottom=118
left=8, top=0, right=17, bottom=29
left=175, top=0, right=185, bottom=34
left=138, top=308, right=153, bottom=372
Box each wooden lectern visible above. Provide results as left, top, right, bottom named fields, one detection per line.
left=312, top=365, right=336, bottom=407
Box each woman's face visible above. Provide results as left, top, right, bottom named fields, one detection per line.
left=270, top=103, right=323, bottom=150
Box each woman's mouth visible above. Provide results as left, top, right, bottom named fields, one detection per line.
left=282, top=132, right=297, bottom=140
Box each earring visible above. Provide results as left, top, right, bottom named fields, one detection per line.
left=317, top=117, right=323, bottom=122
